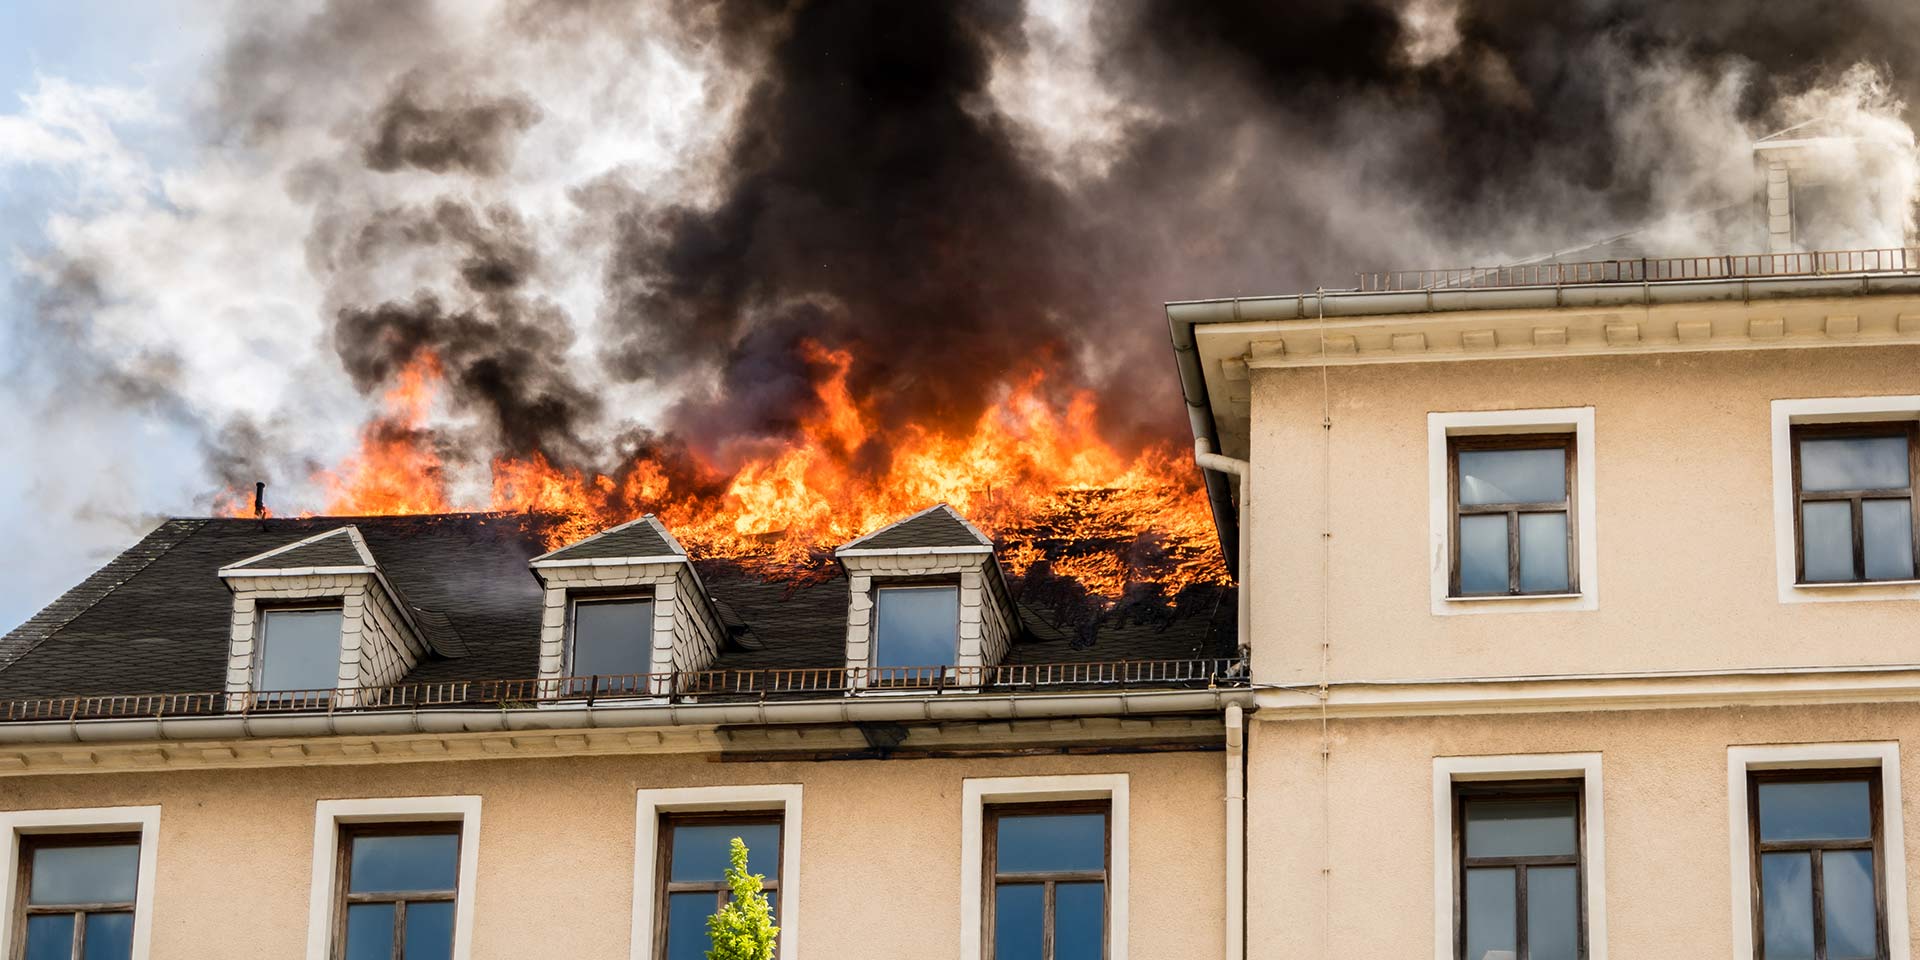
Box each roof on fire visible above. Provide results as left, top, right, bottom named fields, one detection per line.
left=0, top=512, right=1235, bottom=699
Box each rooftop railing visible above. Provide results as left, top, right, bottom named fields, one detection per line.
left=1355, top=247, right=1920, bottom=293
left=0, top=657, right=1249, bottom=723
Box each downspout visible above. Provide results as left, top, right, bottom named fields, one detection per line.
left=1224, top=701, right=1246, bottom=960
left=1194, top=438, right=1251, bottom=657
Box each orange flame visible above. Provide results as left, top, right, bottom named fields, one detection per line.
left=226, top=343, right=1230, bottom=599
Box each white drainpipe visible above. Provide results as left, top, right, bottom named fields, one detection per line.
left=1194, top=439, right=1252, bottom=960
left=1224, top=701, right=1246, bottom=960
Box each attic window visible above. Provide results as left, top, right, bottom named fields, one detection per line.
left=254, top=606, right=343, bottom=694
left=566, top=596, right=654, bottom=693
left=872, top=584, right=959, bottom=670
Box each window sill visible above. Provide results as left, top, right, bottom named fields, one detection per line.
left=1444, top=593, right=1584, bottom=603
left=1793, top=579, right=1920, bottom=589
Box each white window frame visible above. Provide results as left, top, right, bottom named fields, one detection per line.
left=1771, top=396, right=1920, bottom=603
left=564, top=592, right=657, bottom=679
left=632, top=784, right=803, bottom=960
left=1432, top=753, right=1607, bottom=960
left=0, top=806, right=161, bottom=960
left=253, top=604, right=348, bottom=693
left=1726, top=742, right=1910, bottom=960
left=1429, top=407, right=1599, bottom=615
left=960, top=773, right=1130, bottom=960
left=304, top=795, right=482, bottom=960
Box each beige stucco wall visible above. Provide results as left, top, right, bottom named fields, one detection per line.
left=0, top=746, right=1222, bottom=959
left=1247, top=701, right=1920, bottom=959
left=1248, top=343, right=1920, bottom=685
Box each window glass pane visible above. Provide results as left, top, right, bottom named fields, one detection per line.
left=1863, top=498, right=1915, bottom=580
left=82, top=913, right=134, bottom=960
left=343, top=903, right=396, bottom=960
left=1526, top=865, right=1579, bottom=960
left=666, top=891, right=717, bottom=960
left=1518, top=512, right=1571, bottom=593
left=1464, top=798, right=1576, bottom=858
left=1463, top=867, right=1516, bottom=960
left=1760, top=852, right=1815, bottom=960
left=996, top=812, right=1105, bottom=874
left=404, top=901, right=456, bottom=960
left=1757, top=780, right=1873, bottom=841
left=873, top=586, right=959, bottom=668
left=1802, top=500, right=1856, bottom=582
left=23, top=914, right=74, bottom=960
left=1055, top=882, right=1105, bottom=960
left=992, top=884, right=1044, bottom=960
left=1458, top=447, right=1565, bottom=505
left=1800, top=436, right=1910, bottom=492
left=1457, top=514, right=1509, bottom=595
left=1824, top=849, right=1880, bottom=960
left=258, top=608, right=343, bottom=691
left=571, top=599, right=653, bottom=679
left=29, top=842, right=140, bottom=904
left=668, top=823, right=781, bottom=883
left=348, top=833, right=460, bottom=894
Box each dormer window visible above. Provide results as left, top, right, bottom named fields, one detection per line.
left=835, top=504, right=1020, bottom=690
left=873, top=584, right=960, bottom=671
left=217, top=526, right=431, bottom=708
left=254, top=606, right=345, bottom=694
left=567, top=595, right=655, bottom=693
left=529, top=515, right=725, bottom=699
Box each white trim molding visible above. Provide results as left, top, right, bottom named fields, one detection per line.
left=631, top=784, right=803, bottom=960
left=0, top=805, right=161, bottom=959
left=1771, top=396, right=1920, bottom=604
left=1428, top=407, right=1600, bottom=615
left=1726, top=742, right=1909, bottom=960
left=305, top=795, right=482, bottom=960
left=1432, top=753, right=1607, bottom=960
left=960, top=773, right=1130, bottom=960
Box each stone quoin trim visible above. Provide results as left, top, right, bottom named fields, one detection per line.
left=529, top=516, right=726, bottom=694
left=218, top=526, right=430, bottom=702
left=0, top=805, right=162, bottom=960
left=1770, top=395, right=1920, bottom=604
left=1427, top=407, right=1600, bottom=616
left=304, top=795, right=482, bottom=960
left=1432, top=753, right=1607, bottom=960
left=630, top=784, right=803, bottom=960
left=1726, top=742, right=1910, bottom=960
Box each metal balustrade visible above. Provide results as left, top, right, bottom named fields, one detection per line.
left=0, top=657, right=1249, bottom=722
left=1355, top=247, right=1920, bottom=293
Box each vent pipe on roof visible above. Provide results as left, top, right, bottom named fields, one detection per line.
left=253, top=482, right=266, bottom=520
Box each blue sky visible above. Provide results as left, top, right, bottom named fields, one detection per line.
left=0, top=1, right=220, bottom=626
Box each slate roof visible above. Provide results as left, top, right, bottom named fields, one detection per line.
left=838, top=504, right=990, bottom=551
left=224, top=527, right=371, bottom=571
left=534, top=516, right=680, bottom=563
left=0, top=512, right=1236, bottom=699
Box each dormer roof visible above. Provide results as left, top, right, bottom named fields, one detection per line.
left=219, top=526, right=377, bottom=576
left=530, top=515, right=685, bottom=568
left=836, top=503, right=992, bottom=556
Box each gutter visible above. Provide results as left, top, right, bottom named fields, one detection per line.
left=1170, top=307, right=1241, bottom=576
left=1194, top=439, right=1251, bottom=657
left=0, top=688, right=1256, bottom=746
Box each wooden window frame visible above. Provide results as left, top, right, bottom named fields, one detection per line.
left=1452, top=779, right=1587, bottom=960
left=10, top=833, right=140, bottom=960
left=982, top=800, right=1111, bottom=960
left=252, top=603, right=346, bottom=698
left=1747, top=769, right=1890, bottom=960
left=1790, top=422, right=1920, bottom=584
left=563, top=591, right=655, bottom=695
left=331, top=823, right=461, bottom=960
left=1447, top=434, right=1578, bottom=597
left=652, top=812, right=783, bottom=959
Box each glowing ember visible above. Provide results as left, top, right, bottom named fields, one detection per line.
left=223, top=344, right=1230, bottom=599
